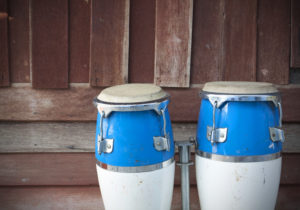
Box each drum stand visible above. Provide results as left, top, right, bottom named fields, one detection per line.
left=176, top=138, right=195, bottom=210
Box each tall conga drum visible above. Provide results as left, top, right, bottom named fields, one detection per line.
left=195, top=82, right=284, bottom=210
left=93, top=84, right=175, bottom=210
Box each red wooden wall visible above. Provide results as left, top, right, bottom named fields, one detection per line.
left=0, top=0, right=298, bottom=88
left=0, top=0, right=300, bottom=209
left=0, top=0, right=299, bottom=122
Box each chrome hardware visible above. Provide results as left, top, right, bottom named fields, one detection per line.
left=176, top=140, right=194, bottom=210
left=207, top=101, right=228, bottom=144
left=196, top=151, right=281, bottom=162
left=97, top=158, right=174, bottom=173
left=269, top=102, right=285, bottom=143
left=201, top=92, right=280, bottom=108
left=93, top=97, right=169, bottom=117
left=269, top=127, right=285, bottom=142
left=153, top=109, right=170, bottom=151
left=97, top=111, right=114, bottom=155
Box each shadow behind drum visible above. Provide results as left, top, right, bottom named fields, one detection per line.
left=94, top=84, right=175, bottom=210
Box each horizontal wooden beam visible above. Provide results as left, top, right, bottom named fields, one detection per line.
left=0, top=153, right=298, bottom=186
left=0, top=122, right=299, bottom=153
left=0, top=185, right=298, bottom=210
left=0, top=85, right=299, bottom=122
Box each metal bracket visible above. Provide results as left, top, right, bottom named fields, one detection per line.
left=207, top=126, right=228, bottom=143
left=269, top=127, right=285, bottom=142
left=98, top=137, right=114, bottom=154
left=207, top=101, right=228, bottom=144
left=269, top=102, right=284, bottom=143
left=153, top=136, right=170, bottom=151
left=97, top=111, right=114, bottom=155
left=153, top=108, right=170, bottom=151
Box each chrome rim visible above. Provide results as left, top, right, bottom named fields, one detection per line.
left=93, top=98, right=169, bottom=117
left=196, top=150, right=281, bottom=162
left=201, top=92, right=280, bottom=108
left=97, top=158, right=174, bottom=173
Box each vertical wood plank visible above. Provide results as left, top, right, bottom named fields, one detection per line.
left=69, top=0, right=91, bottom=83
left=0, top=0, right=9, bottom=87
left=257, top=0, right=290, bottom=84
left=223, top=0, right=257, bottom=81
left=128, top=0, right=155, bottom=83
left=8, top=0, right=30, bottom=83
left=154, top=0, right=193, bottom=87
left=31, top=0, right=68, bottom=89
left=90, top=0, right=129, bottom=87
left=291, top=0, right=300, bottom=68
left=191, top=0, right=224, bottom=84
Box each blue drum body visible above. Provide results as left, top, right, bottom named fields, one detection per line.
left=95, top=100, right=175, bottom=167
left=196, top=98, right=282, bottom=156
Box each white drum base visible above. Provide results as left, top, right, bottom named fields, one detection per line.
left=96, top=162, right=175, bottom=210
left=196, top=155, right=281, bottom=210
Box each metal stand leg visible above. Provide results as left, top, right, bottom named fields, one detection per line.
left=176, top=139, right=194, bottom=210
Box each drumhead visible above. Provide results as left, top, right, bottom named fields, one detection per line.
left=202, top=81, right=278, bottom=94
left=97, top=83, right=169, bottom=103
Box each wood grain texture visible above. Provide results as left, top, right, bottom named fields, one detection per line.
left=0, top=0, right=9, bottom=87
left=31, top=0, right=68, bottom=88
left=191, top=0, right=224, bottom=83
left=223, top=0, right=257, bottom=81
left=0, top=185, right=298, bottom=210
left=69, top=0, right=91, bottom=83
left=8, top=0, right=30, bottom=83
left=154, top=0, right=193, bottom=87
left=257, top=0, right=290, bottom=84
left=1, top=122, right=299, bottom=153
left=0, top=186, right=200, bottom=210
left=280, top=85, right=300, bottom=122
left=0, top=153, right=298, bottom=186
left=128, top=0, right=155, bottom=83
left=0, top=85, right=299, bottom=122
left=291, top=0, right=300, bottom=68
left=90, top=0, right=129, bottom=86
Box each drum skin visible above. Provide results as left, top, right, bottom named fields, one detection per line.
left=196, top=99, right=282, bottom=210
left=95, top=102, right=174, bottom=166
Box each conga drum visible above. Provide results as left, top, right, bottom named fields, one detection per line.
left=195, top=82, right=284, bottom=210
left=93, top=84, right=175, bottom=210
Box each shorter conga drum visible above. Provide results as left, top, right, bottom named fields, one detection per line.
left=93, top=84, right=175, bottom=210
left=196, top=82, right=284, bottom=210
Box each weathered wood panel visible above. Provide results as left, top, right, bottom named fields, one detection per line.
left=0, top=153, right=298, bottom=186
left=280, top=85, right=300, bottom=122
left=0, top=185, right=299, bottom=210
left=69, top=0, right=91, bottom=83
left=8, top=0, right=30, bottom=83
left=223, top=0, right=257, bottom=81
left=291, top=0, right=300, bottom=68
left=0, top=0, right=9, bottom=87
left=0, top=186, right=104, bottom=210
left=128, top=0, right=155, bottom=83
left=191, top=0, right=224, bottom=83
left=257, top=0, right=290, bottom=84
left=0, top=85, right=299, bottom=122
left=154, top=0, right=193, bottom=87
left=90, top=0, right=129, bottom=86
left=0, top=123, right=298, bottom=153
left=0, top=186, right=201, bottom=210
left=0, top=153, right=98, bottom=186
left=31, top=0, right=68, bottom=88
